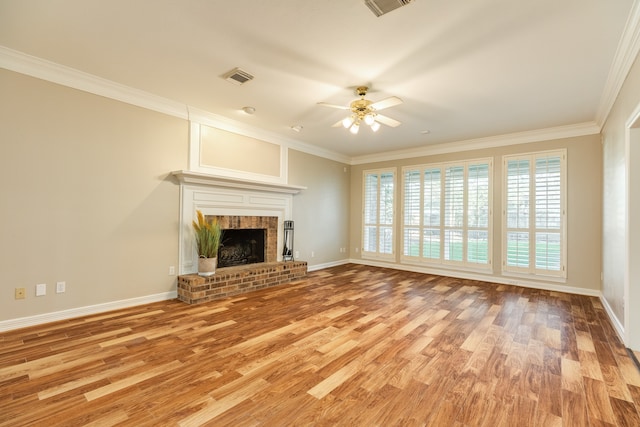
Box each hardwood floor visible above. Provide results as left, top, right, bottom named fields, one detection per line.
left=1, top=264, right=640, bottom=426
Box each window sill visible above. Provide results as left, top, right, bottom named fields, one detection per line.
left=501, top=271, right=567, bottom=284
left=400, top=258, right=493, bottom=275
left=361, top=253, right=395, bottom=262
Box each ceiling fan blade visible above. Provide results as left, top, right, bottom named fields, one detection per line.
left=375, top=114, right=402, bottom=128
left=317, top=102, right=350, bottom=110
left=331, top=120, right=344, bottom=128
left=370, top=96, right=403, bottom=111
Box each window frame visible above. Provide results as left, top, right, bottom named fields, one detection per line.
left=502, top=149, right=567, bottom=279
left=400, top=158, right=493, bottom=271
left=362, top=168, right=396, bottom=261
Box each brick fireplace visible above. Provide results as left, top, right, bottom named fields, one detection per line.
left=172, top=170, right=307, bottom=304
left=177, top=214, right=307, bottom=304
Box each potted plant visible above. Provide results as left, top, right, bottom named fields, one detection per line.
left=192, top=210, right=223, bottom=276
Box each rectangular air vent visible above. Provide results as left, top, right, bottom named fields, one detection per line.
left=364, top=0, right=413, bottom=17
left=223, top=67, right=254, bottom=85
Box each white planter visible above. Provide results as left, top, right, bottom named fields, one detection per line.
left=198, top=256, right=217, bottom=276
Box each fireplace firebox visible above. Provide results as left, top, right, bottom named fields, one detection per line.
left=206, top=215, right=278, bottom=267
left=218, top=228, right=265, bottom=268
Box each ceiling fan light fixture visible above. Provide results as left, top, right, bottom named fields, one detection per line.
left=342, top=116, right=355, bottom=128
left=319, top=85, right=403, bottom=134
left=364, top=113, right=375, bottom=125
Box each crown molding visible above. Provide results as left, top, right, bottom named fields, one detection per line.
left=596, top=0, right=640, bottom=127
left=282, top=137, right=352, bottom=165
left=350, top=121, right=600, bottom=165
left=0, top=46, right=351, bottom=165
left=0, top=46, right=189, bottom=119
left=187, top=106, right=351, bottom=165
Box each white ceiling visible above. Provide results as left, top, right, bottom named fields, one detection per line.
left=0, top=0, right=637, bottom=159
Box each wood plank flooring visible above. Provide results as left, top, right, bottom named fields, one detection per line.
left=1, top=264, right=640, bottom=426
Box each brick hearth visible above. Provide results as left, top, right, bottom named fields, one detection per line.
left=177, top=261, right=307, bottom=304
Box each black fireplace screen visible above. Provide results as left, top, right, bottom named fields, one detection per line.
left=218, top=228, right=266, bottom=268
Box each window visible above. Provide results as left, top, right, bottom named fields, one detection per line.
left=363, top=169, right=395, bottom=259
left=402, top=159, right=492, bottom=269
left=503, top=150, right=566, bottom=278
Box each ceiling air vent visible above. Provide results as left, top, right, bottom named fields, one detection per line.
left=364, top=0, right=413, bottom=17
left=222, top=67, right=254, bottom=85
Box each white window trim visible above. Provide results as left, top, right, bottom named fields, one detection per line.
left=400, top=158, right=493, bottom=271
left=501, top=149, right=567, bottom=280
left=362, top=168, right=396, bottom=261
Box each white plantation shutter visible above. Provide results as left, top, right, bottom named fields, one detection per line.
left=467, top=164, right=490, bottom=264
left=506, top=159, right=530, bottom=270
left=363, top=169, right=395, bottom=259
left=423, top=168, right=441, bottom=259
left=403, top=169, right=421, bottom=257
left=535, top=156, right=562, bottom=272
left=401, top=159, right=491, bottom=268
left=379, top=172, right=394, bottom=254
left=363, top=173, right=378, bottom=253
left=444, top=166, right=464, bottom=262
left=503, top=151, right=566, bottom=277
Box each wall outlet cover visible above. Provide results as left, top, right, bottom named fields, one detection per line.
left=36, top=283, right=46, bottom=296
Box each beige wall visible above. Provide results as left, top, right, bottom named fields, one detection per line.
left=0, top=68, right=352, bottom=325
left=288, top=149, right=350, bottom=267
left=350, top=134, right=603, bottom=292
left=0, top=69, right=188, bottom=322
left=602, top=53, right=640, bottom=348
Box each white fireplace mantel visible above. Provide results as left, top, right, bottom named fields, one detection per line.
left=171, top=170, right=306, bottom=194
left=173, top=170, right=305, bottom=275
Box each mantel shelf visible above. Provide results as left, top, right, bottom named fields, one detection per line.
left=171, top=170, right=306, bottom=195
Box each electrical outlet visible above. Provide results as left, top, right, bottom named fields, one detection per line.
left=311, top=251, right=315, bottom=258
left=15, top=288, right=26, bottom=299
left=169, top=266, right=176, bottom=275
left=56, top=281, right=66, bottom=293
left=295, top=251, right=300, bottom=258
left=36, top=283, right=46, bottom=297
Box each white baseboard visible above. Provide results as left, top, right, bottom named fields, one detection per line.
left=0, top=291, right=177, bottom=332
left=307, top=259, right=350, bottom=272
left=599, top=292, right=626, bottom=344
left=1, top=261, right=614, bottom=334
left=344, top=260, right=630, bottom=342
left=0, top=260, right=346, bottom=332
left=345, top=258, right=602, bottom=297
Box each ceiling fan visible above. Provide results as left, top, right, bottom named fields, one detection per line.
left=318, top=86, right=403, bottom=134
